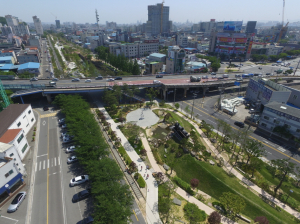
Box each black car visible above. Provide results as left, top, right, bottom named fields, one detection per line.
left=43, top=106, right=49, bottom=111
left=266, top=73, right=271, bottom=76
left=114, top=77, right=122, bottom=80
left=234, top=121, right=245, bottom=128
left=211, top=72, right=216, bottom=75
left=156, top=75, right=163, bottom=78
left=253, top=73, right=259, bottom=76
left=72, top=189, right=90, bottom=203
left=95, top=76, right=103, bottom=80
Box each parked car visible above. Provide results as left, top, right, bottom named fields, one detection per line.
left=7, top=192, right=26, bottom=212
left=43, top=106, right=49, bottom=111
left=79, top=216, right=94, bottom=224
left=234, top=121, right=245, bottom=128
left=59, top=118, right=65, bottom=124
left=30, top=77, right=38, bottom=81
left=107, top=78, right=114, bottom=81
left=70, top=175, right=89, bottom=187
left=85, top=79, right=92, bottom=83
left=66, top=146, right=76, bottom=153
left=72, top=78, right=80, bottom=82
left=72, top=189, right=90, bottom=203
left=156, top=75, right=163, bottom=78
left=67, top=155, right=78, bottom=164
left=61, top=124, right=67, bottom=129
left=114, top=77, right=122, bottom=80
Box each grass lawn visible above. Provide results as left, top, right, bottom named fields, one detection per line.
left=171, top=154, right=297, bottom=223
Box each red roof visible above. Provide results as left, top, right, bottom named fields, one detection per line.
left=0, top=129, right=22, bottom=144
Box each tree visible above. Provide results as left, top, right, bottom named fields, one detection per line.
left=183, top=202, right=207, bottom=223
left=249, top=157, right=263, bottom=178
left=271, top=159, right=296, bottom=197
left=211, top=62, right=221, bottom=72
left=175, top=103, right=180, bottom=110
left=103, top=89, right=118, bottom=107
left=112, top=84, right=122, bottom=106
left=190, top=178, right=199, bottom=189
left=208, top=211, right=221, bottom=224
left=244, top=139, right=265, bottom=165
left=219, top=192, right=246, bottom=220
left=158, top=181, right=176, bottom=223
left=146, top=88, right=158, bottom=103
left=254, top=216, right=269, bottom=224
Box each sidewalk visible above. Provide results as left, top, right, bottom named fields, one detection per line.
left=96, top=103, right=162, bottom=224
left=141, top=134, right=237, bottom=224
left=165, top=106, right=300, bottom=221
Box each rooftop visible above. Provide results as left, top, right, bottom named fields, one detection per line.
left=149, top=53, right=166, bottom=58
left=0, top=56, right=13, bottom=61
left=0, top=129, right=22, bottom=143
left=0, top=64, right=13, bottom=70
left=18, top=62, right=40, bottom=70
left=265, top=102, right=300, bottom=119
left=0, top=104, right=30, bottom=137
left=0, top=142, right=13, bottom=153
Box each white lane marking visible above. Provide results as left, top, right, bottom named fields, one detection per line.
left=43, top=160, right=45, bottom=169
left=1, top=215, right=19, bottom=222
left=207, top=119, right=217, bottom=124
left=51, top=158, right=53, bottom=167
left=54, top=157, right=56, bottom=166
left=37, top=153, right=48, bottom=157
left=58, top=157, right=60, bottom=166
left=277, top=147, right=286, bottom=152
left=48, top=159, right=49, bottom=168
left=39, top=161, right=41, bottom=171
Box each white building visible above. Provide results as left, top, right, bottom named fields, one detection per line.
left=0, top=104, right=36, bottom=139
left=5, top=15, right=30, bottom=36
left=32, top=16, right=44, bottom=35
left=0, top=25, right=13, bottom=36
left=177, top=35, right=188, bottom=48
left=0, top=144, right=24, bottom=199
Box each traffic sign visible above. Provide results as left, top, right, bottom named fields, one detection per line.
left=234, top=81, right=240, bottom=86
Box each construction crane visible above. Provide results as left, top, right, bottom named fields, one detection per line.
left=277, top=0, right=288, bottom=43
left=160, top=0, right=164, bottom=35
left=0, top=80, right=10, bottom=112
left=50, top=13, right=57, bottom=20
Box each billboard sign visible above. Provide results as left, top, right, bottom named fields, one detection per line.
left=223, top=21, right=243, bottom=32
left=217, top=37, right=233, bottom=43
left=234, top=38, right=247, bottom=43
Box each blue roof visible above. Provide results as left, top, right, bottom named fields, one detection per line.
left=0, top=64, right=13, bottom=70
left=150, top=53, right=166, bottom=58
left=18, top=62, right=40, bottom=70
left=0, top=56, right=13, bottom=61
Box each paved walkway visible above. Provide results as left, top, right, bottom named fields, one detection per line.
left=97, top=103, right=161, bottom=224
left=166, top=107, right=300, bottom=220
left=141, top=134, right=237, bottom=224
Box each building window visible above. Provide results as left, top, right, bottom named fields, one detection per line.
left=28, top=110, right=32, bottom=114
left=23, top=115, right=26, bottom=119
left=5, top=169, right=14, bottom=178
left=17, top=134, right=24, bottom=144
left=26, top=124, right=29, bottom=127
left=31, top=118, right=34, bottom=122
left=264, top=116, right=269, bottom=120
left=17, top=122, right=21, bottom=127
left=9, top=153, right=14, bottom=157
left=22, top=143, right=28, bottom=153
left=261, top=123, right=267, bottom=127
left=293, top=95, right=298, bottom=100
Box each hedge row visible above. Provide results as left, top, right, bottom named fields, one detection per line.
left=173, top=176, right=194, bottom=196
left=118, top=146, right=132, bottom=165
left=137, top=174, right=146, bottom=188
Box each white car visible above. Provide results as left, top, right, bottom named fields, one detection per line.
left=66, top=146, right=76, bottom=153
left=107, top=78, right=114, bottom=82
left=70, top=175, right=89, bottom=187
left=67, top=156, right=78, bottom=164
left=61, top=124, right=67, bottom=129
left=153, top=80, right=161, bottom=84
left=30, top=77, right=38, bottom=81
left=85, top=79, right=92, bottom=83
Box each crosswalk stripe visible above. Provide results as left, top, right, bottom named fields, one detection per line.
left=43, top=160, right=45, bottom=169
left=54, top=157, right=56, bottom=166
left=36, top=157, right=61, bottom=172
left=58, top=157, right=60, bottom=165
left=39, top=161, right=41, bottom=171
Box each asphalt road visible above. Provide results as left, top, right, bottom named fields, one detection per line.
left=39, top=39, right=51, bottom=79
left=178, top=93, right=300, bottom=166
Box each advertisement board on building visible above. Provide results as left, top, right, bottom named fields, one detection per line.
left=234, top=38, right=247, bottom=43
left=247, top=33, right=255, bottom=54
left=223, top=21, right=243, bottom=31
left=168, top=51, right=174, bottom=61
left=217, top=37, right=233, bottom=43
left=144, top=40, right=159, bottom=43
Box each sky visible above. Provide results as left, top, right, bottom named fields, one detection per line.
left=0, top=0, right=299, bottom=24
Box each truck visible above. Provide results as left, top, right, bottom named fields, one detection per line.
left=190, top=76, right=201, bottom=82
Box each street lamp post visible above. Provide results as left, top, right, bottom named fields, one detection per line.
left=191, top=93, right=197, bottom=119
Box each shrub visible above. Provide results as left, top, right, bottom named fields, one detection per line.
left=173, top=176, right=194, bottom=195
left=134, top=172, right=139, bottom=180
left=118, top=146, right=132, bottom=165
left=190, top=178, right=199, bottom=189
left=208, top=211, right=221, bottom=224
left=34, top=127, right=36, bottom=131
left=212, top=202, right=226, bottom=214
left=140, top=149, right=147, bottom=156
left=137, top=175, right=146, bottom=188
left=196, top=194, right=206, bottom=203
left=159, top=100, right=166, bottom=107
left=184, top=202, right=207, bottom=222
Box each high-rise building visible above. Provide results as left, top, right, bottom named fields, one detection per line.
left=246, top=21, right=257, bottom=34
left=0, top=25, right=13, bottom=36
left=146, top=3, right=171, bottom=36
left=32, top=16, right=43, bottom=35
left=5, top=15, right=30, bottom=36
left=5, top=15, right=19, bottom=27
left=55, top=20, right=61, bottom=29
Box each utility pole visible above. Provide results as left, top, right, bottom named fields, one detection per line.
left=191, top=93, right=197, bottom=119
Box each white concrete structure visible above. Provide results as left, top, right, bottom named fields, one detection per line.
left=0, top=104, right=36, bottom=139
left=0, top=129, right=30, bottom=161
left=32, top=16, right=44, bottom=35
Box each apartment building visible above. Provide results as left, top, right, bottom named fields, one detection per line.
left=32, top=16, right=43, bottom=35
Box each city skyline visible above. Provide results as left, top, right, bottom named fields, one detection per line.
left=0, top=0, right=299, bottom=25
